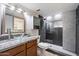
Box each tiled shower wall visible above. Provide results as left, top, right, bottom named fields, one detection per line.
left=63, top=10, right=76, bottom=53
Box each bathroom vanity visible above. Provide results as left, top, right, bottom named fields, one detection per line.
left=0, top=36, right=38, bottom=56
left=0, top=4, right=39, bottom=56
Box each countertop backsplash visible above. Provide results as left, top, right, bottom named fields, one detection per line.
left=0, top=34, right=10, bottom=41
left=0, top=34, right=21, bottom=41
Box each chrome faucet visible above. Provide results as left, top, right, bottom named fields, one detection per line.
left=7, top=28, right=11, bottom=39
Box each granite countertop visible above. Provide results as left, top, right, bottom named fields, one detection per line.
left=0, top=35, right=39, bottom=52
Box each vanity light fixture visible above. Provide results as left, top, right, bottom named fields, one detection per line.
left=9, top=5, right=15, bottom=11
left=3, top=3, right=28, bottom=15
left=16, top=8, right=23, bottom=13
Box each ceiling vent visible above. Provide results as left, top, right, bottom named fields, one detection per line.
left=36, top=9, right=40, bottom=11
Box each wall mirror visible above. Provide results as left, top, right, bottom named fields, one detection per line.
left=3, top=4, right=25, bottom=35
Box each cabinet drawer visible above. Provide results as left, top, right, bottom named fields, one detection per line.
left=1, top=44, right=25, bottom=56
left=16, top=51, right=26, bottom=56
left=27, top=40, right=37, bottom=49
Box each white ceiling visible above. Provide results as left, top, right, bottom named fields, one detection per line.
left=5, top=3, right=39, bottom=18
left=20, top=3, right=79, bottom=17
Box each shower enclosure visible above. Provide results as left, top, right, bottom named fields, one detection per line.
left=40, top=16, right=63, bottom=46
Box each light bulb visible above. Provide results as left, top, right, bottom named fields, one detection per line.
left=54, top=13, right=62, bottom=20
left=16, top=8, right=22, bottom=13
left=9, top=5, right=15, bottom=10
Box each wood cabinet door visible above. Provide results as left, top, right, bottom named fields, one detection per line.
left=0, top=44, right=25, bottom=56
left=16, top=51, right=26, bottom=56
left=27, top=44, right=37, bottom=56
